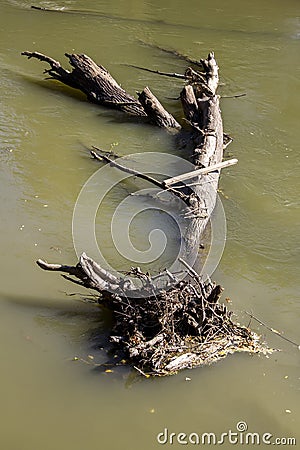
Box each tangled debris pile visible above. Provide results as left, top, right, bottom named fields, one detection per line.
left=111, top=274, right=269, bottom=376
left=38, top=254, right=271, bottom=376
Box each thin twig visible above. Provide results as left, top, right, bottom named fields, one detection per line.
left=104, top=100, right=140, bottom=106
left=90, top=146, right=192, bottom=206
left=245, top=312, right=300, bottom=349
left=221, top=93, right=246, bottom=99
left=125, top=64, right=186, bottom=80
left=164, top=158, right=238, bottom=186
left=91, top=147, right=166, bottom=189
left=178, top=258, right=202, bottom=283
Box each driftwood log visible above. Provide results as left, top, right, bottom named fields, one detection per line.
left=22, top=49, right=271, bottom=375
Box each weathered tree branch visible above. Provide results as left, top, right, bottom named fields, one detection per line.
left=22, top=51, right=147, bottom=116
left=138, top=42, right=205, bottom=68
left=90, top=146, right=194, bottom=206
left=164, top=158, right=238, bottom=186
left=22, top=50, right=184, bottom=130
left=138, top=86, right=181, bottom=129
left=125, top=63, right=187, bottom=80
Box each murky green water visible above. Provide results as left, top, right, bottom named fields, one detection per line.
left=1, top=0, right=299, bottom=449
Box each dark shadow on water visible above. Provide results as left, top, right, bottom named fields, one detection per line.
left=21, top=74, right=91, bottom=103
left=20, top=73, right=152, bottom=125
left=1, top=292, right=145, bottom=383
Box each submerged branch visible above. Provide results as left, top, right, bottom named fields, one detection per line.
left=139, top=41, right=204, bottom=68
left=125, top=63, right=187, bottom=80
left=90, top=146, right=193, bottom=206
left=246, top=312, right=300, bottom=349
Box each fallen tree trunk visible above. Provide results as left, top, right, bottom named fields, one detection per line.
left=22, top=51, right=146, bottom=116
left=21, top=51, right=180, bottom=128
left=22, top=49, right=271, bottom=375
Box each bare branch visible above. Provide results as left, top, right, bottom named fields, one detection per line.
left=90, top=146, right=192, bottom=206
left=164, top=158, right=238, bottom=186
left=125, top=63, right=186, bottom=80
left=246, top=312, right=300, bottom=349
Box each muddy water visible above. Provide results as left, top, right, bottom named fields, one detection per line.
left=0, top=0, right=299, bottom=449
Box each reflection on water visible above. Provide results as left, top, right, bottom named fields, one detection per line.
left=0, top=0, right=299, bottom=449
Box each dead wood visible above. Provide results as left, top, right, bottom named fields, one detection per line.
left=22, top=51, right=181, bottom=129
left=125, top=63, right=187, bottom=81
left=22, top=51, right=147, bottom=116
left=138, top=41, right=204, bottom=68
left=138, top=86, right=181, bottom=129
left=164, top=158, right=238, bottom=186
left=23, top=48, right=271, bottom=375
left=37, top=254, right=271, bottom=375
left=90, top=147, right=193, bottom=206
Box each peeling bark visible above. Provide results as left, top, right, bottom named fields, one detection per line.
left=138, top=86, right=181, bottom=129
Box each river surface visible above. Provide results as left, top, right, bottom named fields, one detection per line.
left=0, top=0, right=299, bottom=449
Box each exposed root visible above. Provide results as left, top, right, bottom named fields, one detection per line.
left=37, top=254, right=272, bottom=376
